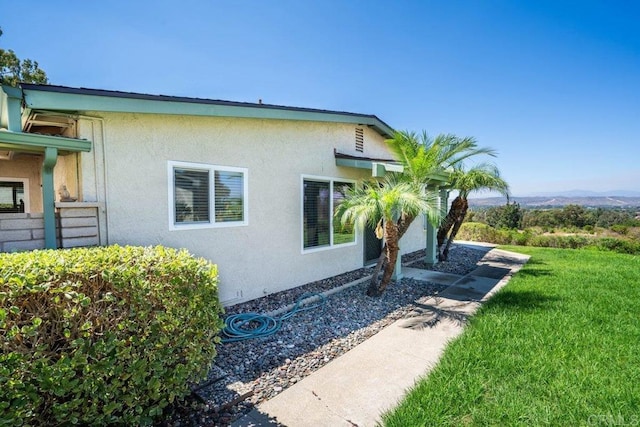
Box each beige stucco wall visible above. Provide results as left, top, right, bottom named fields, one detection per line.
left=84, top=112, right=425, bottom=304
left=0, top=155, right=43, bottom=212
left=53, top=153, right=79, bottom=202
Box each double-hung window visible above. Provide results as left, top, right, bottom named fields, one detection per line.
left=302, top=176, right=355, bottom=251
left=168, top=161, right=248, bottom=230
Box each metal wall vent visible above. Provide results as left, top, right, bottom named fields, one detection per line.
left=355, top=128, right=364, bottom=152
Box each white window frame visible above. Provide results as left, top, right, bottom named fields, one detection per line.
left=0, top=177, right=30, bottom=213
left=301, top=174, right=357, bottom=253
left=168, top=161, right=248, bottom=230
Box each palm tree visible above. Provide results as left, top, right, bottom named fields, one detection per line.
left=386, top=131, right=498, bottom=258
left=437, top=163, right=510, bottom=261
left=386, top=131, right=498, bottom=186
left=335, top=174, right=439, bottom=296
left=335, top=131, right=502, bottom=296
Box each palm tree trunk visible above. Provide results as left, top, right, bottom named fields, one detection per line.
left=440, top=197, right=469, bottom=261
left=367, top=213, right=415, bottom=296
left=367, top=221, right=400, bottom=297
left=367, top=243, right=387, bottom=294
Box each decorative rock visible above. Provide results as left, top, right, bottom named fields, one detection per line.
left=163, top=243, right=485, bottom=426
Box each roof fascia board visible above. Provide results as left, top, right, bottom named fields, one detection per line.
left=22, top=88, right=394, bottom=138
left=337, top=155, right=451, bottom=184
left=424, top=171, right=452, bottom=184
left=336, top=157, right=375, bottom=170
left=336, top=157, right=406, bottom=177
left=0, top=130, right=92, bottom=153
left=1, top=85, right=23, bottom=132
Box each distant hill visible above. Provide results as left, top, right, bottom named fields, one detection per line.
left=468, top=196, right=640, bottom=208
left=527, top=190, right=640, bottom=198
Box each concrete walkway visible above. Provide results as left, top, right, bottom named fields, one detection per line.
left=232, top=244, right=530, bottom=427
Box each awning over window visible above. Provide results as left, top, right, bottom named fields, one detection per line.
left=0, top=130, right=91, bottom=155
left=334, top=150, right=403, bottom=177
left=334, top=150, right=452, bottom=185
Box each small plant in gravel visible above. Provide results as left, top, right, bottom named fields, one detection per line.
left=0, top=245, right=224, bottom=426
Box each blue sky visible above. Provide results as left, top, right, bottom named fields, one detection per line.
left=2, top=1, right=639, bottom=196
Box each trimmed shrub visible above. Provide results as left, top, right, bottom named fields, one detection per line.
left=528, top=234, right=591, bottom=249
left=611, top=224, right=629, bottom=235
left=590, top=237, right=640, bottom=255
left=0, top=245, right=223, bottom=426
left=457, top=222, right=512, bottom=244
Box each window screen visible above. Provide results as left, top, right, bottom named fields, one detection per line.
left=303, top=180, right=330, bottom=248
left=174, top=168, right=210, bottom=223
left=215, top=170, right=244, bottom=222
left=333, top=181, right=355, bottom=244
left=303, top=178, right=356, bottom=250
left=169, top=161, right=247, bottom=229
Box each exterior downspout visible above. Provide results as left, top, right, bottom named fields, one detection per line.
left=74, top=114, right=110, bottom=246
left=42, top=146, right=58, bottom=248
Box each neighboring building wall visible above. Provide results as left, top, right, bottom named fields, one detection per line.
left=0, top=205, right=101, bottom=252
left=0, top=153, right=84, bottom=213
left=56, top=203, right=102, bottom=248
left=0, top=156, right=43, bottom=212
left=87, top=112, right=424, bottom=305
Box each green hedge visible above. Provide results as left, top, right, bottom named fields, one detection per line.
left=591, top=237, right=640, bottom=254
left=0, top=245, right=224, bottom=426
left=457, top=222, right=640, bottom=255
left=456, top=222, right=514, bottom=245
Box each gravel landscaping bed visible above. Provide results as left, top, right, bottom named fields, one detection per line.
left=160, top=243, right=488, bottom=426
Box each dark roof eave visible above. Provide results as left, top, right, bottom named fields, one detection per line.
left=19, top=83, right=395, bottom=138
left=334, top=150, right=399, bottom=164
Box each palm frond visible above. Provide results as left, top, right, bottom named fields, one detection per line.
left=334, top=175, right=441, bottom=232
left=450, top=162, right=510, bottom=198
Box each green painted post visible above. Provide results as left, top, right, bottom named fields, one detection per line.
left=424, top=186, right=438, bottom=265
left=440, top=188, right=449, bottom=218
left=392, top=249, right=403, bottom=281
left=425, top=219, right=437, bottom=265
left=42, top=146, right=58, bottom=249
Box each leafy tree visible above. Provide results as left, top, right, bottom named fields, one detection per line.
left=555, top=204, right=593, bottom=228
left=437, top=163, right=509, bottom=260
left=0, top=28, right=48, bottom=86
left=335, top=174, right=438, bottom=296
left=522, top=209, right=559, bottom=229
left=596, top=209, right=635, bottom=228
left=485, top=202, right=523, bottom=229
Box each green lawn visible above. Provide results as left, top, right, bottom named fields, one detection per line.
left=382, top=246, right=640, bottom=426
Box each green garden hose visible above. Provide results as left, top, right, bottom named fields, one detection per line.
left=221, top=292, right=326, bottom=342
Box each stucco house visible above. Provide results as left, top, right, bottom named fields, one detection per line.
left=0, top=84, right=444, bottom=305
